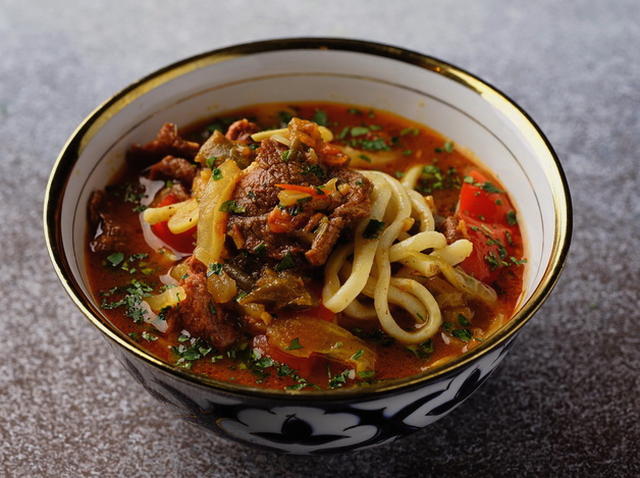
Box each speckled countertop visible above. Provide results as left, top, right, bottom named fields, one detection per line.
left=1, top=0, right=638, bottom=476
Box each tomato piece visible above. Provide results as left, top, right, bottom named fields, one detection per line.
left=303, top=304, right=337, bottom=323
left=458, top=170, right=513, bottom=225
left=150, top=193, right=196, bottom=254
left=458, top=217, right=513, bottom=283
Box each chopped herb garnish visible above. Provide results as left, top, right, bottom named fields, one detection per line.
left=301, top=163, right=326, bottom=180
left=481, top=182, right=504, bottom=194
left=286, top=338, right=303, bottom=350
left=106, top=252, right=124, bottom=267
left=278, top=110, right=293, bottom=126
left=212, top=167, right=222, bottom=180
left=358, top=138, right=390, bottom=151
left=402, top=149, right=413, bottom=156
left=281, top=150, right=291, bottom=162
left=510, top=256, right=528, bottom=265
left=100, top=279, right=153, bottom=324
left=406, top=339, right=434, bottom=359
left=394, top=171, right=405, bottom=178
left=219, top=200, right=246, bottom=214
left=350, top=126, right=370, bottom=137
left=358, top=370, right=375, bottom=379
left=435, top=140, right=455, bottom=153
left=506, top=210, right=518, bottom=225
left=247, top=191, right=256, bottom=200
left=141, top=331, right=158, bottom=342
left=400, top=127, right=420, bottom=136
left=347, top=108, right=362, bottom=115
left=328, top=369, right=353, bottom=389
left=312, top=109, right=328, bottom=126
left=275, top=252, right=296, bottom=271
left=463, top=175, right=475, bottom=184
left=452, top=329, right=473, bottom=342
left=362, top=219, right=385, bottom=239
left=205, top=156, right=218, bottom=169
left=207, top=263, right=223, bottom=276
left=253, top=243, right=267, bottom=255
left=457, top=314, right=471, bottom=326
left=351, top=349, right=364, bottom=360
left=338, top=126, right=350, bottom=139
left=495, top=199, right=503, bottom=205
left=358, top=153, right=372, bottom=163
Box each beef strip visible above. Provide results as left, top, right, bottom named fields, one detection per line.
left=148, top=155, right=197, bottom=187
left=127, top=123, right=200, bottom=166
left=439, top=215, right=464, bottom=243
left=225, top=119, right=259, bottom=143
left=88, top=190, right=131, bottom=252
left=166, top=257, right=239, bottom=350
left=227, top=134, right=372, bottom=266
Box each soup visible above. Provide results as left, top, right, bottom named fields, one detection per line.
left=86, top=102, right=526, bottom=391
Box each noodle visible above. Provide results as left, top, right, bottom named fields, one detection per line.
left=322, top=170, right=497, bottom=345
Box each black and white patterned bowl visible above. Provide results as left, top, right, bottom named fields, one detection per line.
left=44, top=38, right=572, bottom=454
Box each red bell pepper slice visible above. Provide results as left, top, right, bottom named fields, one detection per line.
left=150, top=194, right=196, bottom=254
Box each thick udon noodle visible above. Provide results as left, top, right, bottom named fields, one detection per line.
left=322, top=165, right=497, bottom=345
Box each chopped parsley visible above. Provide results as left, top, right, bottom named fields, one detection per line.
left=301, top=163, right=326, bottom=180
left=347, top=108, right=362, bottom=115
left=402, top=149, right=413, bottom=156
left=350, top=126, right=370, bottom=137
left=141, top=331, right=158, bottom=342
left=275, top=252, right=296, bottom=271
left=286, top=338, right=303, bottom=350
left=351, top=349, right=364, bottom=360
left=219, top=200, right=246, bottom=214
left=278, top=110, right=293, bottom=126
left=435, top=140, right=454, bottom=153
left=358, top=153, right=372, bottom=163
left=171, top=335, right=213, bottom=369
left=252, top=243, right=267, bottom=255
left=510, top=256, right=528, bottom=265
left=100, top=279, right=153, bottom=324
left=211, top=167, right=223, bottom=180
left=400, top=127, right=420, bottom=136
left=415, top=164, right=461, bottom=194
left=506, top=210, right=518, bottom=225
left=312, top=109, right=328, bottom=126
left=362, top=219, right=385, bottom=239
left=205, top=156, right=218, bottom=169
left=457, top=314, right=471, bottom=326
left=280, top=150, right=291, bottom=162
left=328, top=369, right=353, bottom=389
left=452, top=329, right=473, bottom=342
left=358, top=370, right=375, bottom=379
left=207, top=263, right=223, bottom=276
left=106, top=252, right=124, bottom=267
left=406, top=339, right=434, bottom=359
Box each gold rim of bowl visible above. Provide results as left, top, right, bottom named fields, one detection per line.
left=43, top=38, right=573, bottom=400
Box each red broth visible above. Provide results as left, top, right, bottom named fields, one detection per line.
left=86, top=102, right=525, bottom=391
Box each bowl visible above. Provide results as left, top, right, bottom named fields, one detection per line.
left=44, top=38, right=572, bottom=454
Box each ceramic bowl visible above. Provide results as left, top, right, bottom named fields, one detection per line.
left=44, top=38, right=571, bottom=454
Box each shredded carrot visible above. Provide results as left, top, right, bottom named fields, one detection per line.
left=275, top=183, right=326, bottom=197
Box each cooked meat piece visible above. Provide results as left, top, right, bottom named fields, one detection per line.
left=167, top=257, right=239, bottom=350
left=194, top=130, right=254, bottom=169
left=439, top=216, right=464, bottom=243
left=240, top=269, right=314, bottom=309
left=227, top=135, right=373, bottom=266
left=148, top=155, right=197, bottom=187
left=88, top=190, right=104, bottom=227
left=225, top=119, right=259, bottom=143
left=127, top=123, right=200, bottom=166
left=88, top=190, right=131, bottom=252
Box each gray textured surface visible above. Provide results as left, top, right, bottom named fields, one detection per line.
left=1, top=0, right=638, bottom=476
